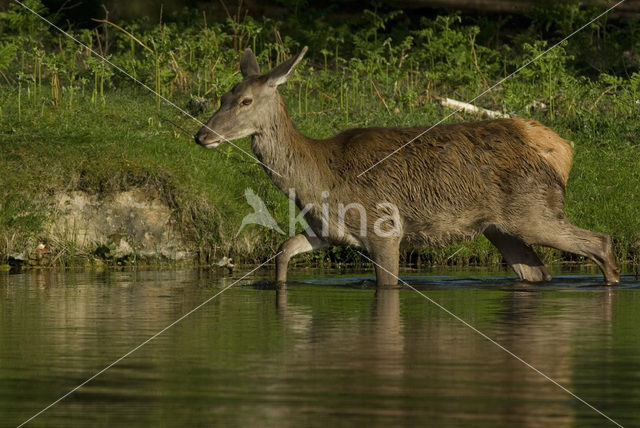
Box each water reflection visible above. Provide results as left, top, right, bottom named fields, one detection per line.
left=0, top=270, right=637, bottom=427
left=371, top=288, right=405, bottom=383
left=271, top=278, right=628, bottom=427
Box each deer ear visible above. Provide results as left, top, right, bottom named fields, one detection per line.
left=266, top=46, right=308, bottom=87
left=240, top=48, right=261, bottom=78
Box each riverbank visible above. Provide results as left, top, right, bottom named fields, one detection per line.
left=1, top=3, right=639, bottom=267
left=1, top=86, right=638, bottom=268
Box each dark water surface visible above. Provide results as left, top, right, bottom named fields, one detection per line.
left=1, top=267, right=639, bottom=427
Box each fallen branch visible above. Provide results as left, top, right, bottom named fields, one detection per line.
left=438, top=97, right=508, bottom=119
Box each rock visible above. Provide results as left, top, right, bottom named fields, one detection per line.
left=187, top=96, right=211, bottom=115
left=8, top=251, right=27, bottom=267
left=46, top=188, right=193, bottom=263
left=216, top=256, right=234, bottom=268
left=216, top=256, right=234, bottom=273
left=9, top=251, right=27, bottom=262
left=524, top=100, right=548, bottom=113
left=112, top=238, right=134, bottom=259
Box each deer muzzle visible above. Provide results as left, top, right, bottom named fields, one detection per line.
left=194, top=128, right=222, bottom=149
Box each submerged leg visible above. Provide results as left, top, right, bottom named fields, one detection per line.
left=484, top=224, right=551, bottom=282
left=275, top=231, right=329, bottom=283
left=369, top=238, right=400, bottom=287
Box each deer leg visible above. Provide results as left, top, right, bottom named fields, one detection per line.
left=484, top=224, right=551, bottom=282
left=520, top=218, right=620, bottom=285
left=275, top=231, right=329, bottom=283
left=369, top=239, right=400, bottom=287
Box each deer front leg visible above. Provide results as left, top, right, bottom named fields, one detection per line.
left=369, top=238, right=400, bottom=287
left=275, top=232, right=329, bottom=283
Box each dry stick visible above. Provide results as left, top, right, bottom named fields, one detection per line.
left=0, top=70, right=11, bottom=84
left=218, top=0, right=232, bottom=20
left=50, top=0, right=77, bottom=21
left=202, top=56, right=222, bottom=97
left=369, top=78, right=391, bottom=115
left=590, top=86, right=617, bottom=111
left=91, top=18, right=154, bottom=53
left=236, top=0, right=244, bottom=26
left=168, top=51, right=187, bottom=90
left=470, top=33, right=498, bottom=106
left=100, top=4, right=110, bottom=53
left=94, top=28, right=104, bottom=57
left=445, top=246, right=464, bottom=263
left=158, top=114, right=193, bottom=138
left=319, top=91, right=337, bottom=102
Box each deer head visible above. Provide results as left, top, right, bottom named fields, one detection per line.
left=194, top=46, right=308, bottom=148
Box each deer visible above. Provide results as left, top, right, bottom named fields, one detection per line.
left=194, top=47, right=620, bottom=287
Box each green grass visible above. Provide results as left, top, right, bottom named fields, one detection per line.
left=1, top=1, right=639, bottom=267
left=0, top=89, right=290, bottom=264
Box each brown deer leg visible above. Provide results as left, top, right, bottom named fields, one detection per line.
left=369, top=239, right=400, bottom=287
left=484, top=224, right=552, bottom=282
left=275, top=232, right=329, bottom=283
left=521, top=219, right=620, bottom=285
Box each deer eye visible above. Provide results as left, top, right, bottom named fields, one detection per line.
left=240, top=98, right=253, bottom=106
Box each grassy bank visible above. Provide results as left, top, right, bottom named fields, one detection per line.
left=1, top=1, right=639, bottom=267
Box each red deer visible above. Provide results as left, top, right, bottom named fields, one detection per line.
left=194, top=47, right=620, bottom=286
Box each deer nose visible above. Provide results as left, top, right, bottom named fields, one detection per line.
left=194, top=131, right=208, bottom=146
left=194, top=128, right=221, bottom=148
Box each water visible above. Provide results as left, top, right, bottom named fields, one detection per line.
left=1, top=267, right=639, bottom=427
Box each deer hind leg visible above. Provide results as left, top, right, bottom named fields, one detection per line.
left=276, top=231, right=329, bottom=283
left=484, top=224, right=552, bottom=282
left=519, top=217, right=620, bottom=285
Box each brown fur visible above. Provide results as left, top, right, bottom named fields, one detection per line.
left=513, top=119, right=573, bottom=185
left=195, top=48, right=620, bottom=286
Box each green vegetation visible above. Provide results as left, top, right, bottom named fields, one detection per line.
left=0, top=1, right=639, bottom=267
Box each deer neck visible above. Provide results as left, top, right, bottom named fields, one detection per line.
left=251, top=95, right=318, bottom=192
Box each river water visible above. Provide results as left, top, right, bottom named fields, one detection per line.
left=1, top=267, right=639, bottom=427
